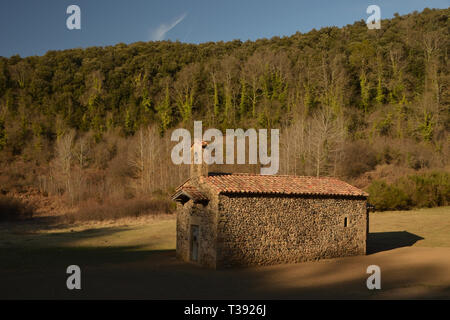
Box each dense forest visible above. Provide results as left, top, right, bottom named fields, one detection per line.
left=0, top=8, right=449, bottom=219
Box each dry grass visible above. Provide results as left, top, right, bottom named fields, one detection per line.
left=64, top=197, right=175, bottom=223
left=351, top=164, right=417, bottom=189
left=370, top=206, right=450, bottom=248
left=1, top=206, right=450, bottom=299
left=0, top=213, right=176, bottom=251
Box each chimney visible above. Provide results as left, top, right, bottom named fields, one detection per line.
left=190, top=140, right=209, bottom=180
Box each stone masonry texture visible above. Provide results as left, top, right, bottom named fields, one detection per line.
left=176, top=190, right=367, bottom=268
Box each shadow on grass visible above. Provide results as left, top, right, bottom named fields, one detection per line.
left=2, top=223, right=446, bottom=300
left=2, top=243, right=449, bottom=299
left=367, top=231, right=424, bottom=254
left=0, top=244, right=179, bottom=299
left=0, top=224, right=173, bottom=270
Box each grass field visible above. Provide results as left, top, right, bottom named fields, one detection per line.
left=0, top=207, right=449, bottom=299
left=369, top=206, right=450, bottom=248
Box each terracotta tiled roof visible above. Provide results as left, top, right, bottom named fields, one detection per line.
left=200, top=173, right=368, bottom=197
left=183, top=186, right=209, bottom=201
left=172, top=185, right=208, bottom=203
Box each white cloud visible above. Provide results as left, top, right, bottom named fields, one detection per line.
left=150, top=13, right=187, bottom=41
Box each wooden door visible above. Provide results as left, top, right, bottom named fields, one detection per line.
left=190, top=225, right=199, bottom=262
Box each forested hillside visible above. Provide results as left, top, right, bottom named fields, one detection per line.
left=0, top=8, right=448, bottom=217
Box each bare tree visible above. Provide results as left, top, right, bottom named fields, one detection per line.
left=73, top=132, right=92, bottom=168
left=128, top=126, right=160, bottom=195
left=308, top=108, right=343, bottom=177
left=242, top=52, right=264, bottom=118
left=51, top=130, right=76, bottom=203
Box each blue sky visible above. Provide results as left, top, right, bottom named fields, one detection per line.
left=0, top=0, right=448, bottom=57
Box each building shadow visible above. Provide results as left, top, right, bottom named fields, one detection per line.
left=367, top=231, right=424, bottom=254
left=3, top=225, right=448, bottom=299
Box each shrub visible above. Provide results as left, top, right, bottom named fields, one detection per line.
left=340, top=141, right=378, bottom=178
left=396, top=171, right=450, bottom=208
left=367, top=170, right=450, bottom=211
left=66, top=197, right=175, bottom=222
left=368, top=180, right=409, bottom=211
left=0, top=195, right=34, bottom=221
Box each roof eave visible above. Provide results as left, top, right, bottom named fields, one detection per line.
left=217, top=191, right=368, bottom=199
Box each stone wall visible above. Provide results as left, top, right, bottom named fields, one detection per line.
left=175, top=202, right=190, bottom=262
left=176, top=189, right=219, bottom=268
left=216, top=194, right=367, bottom=267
